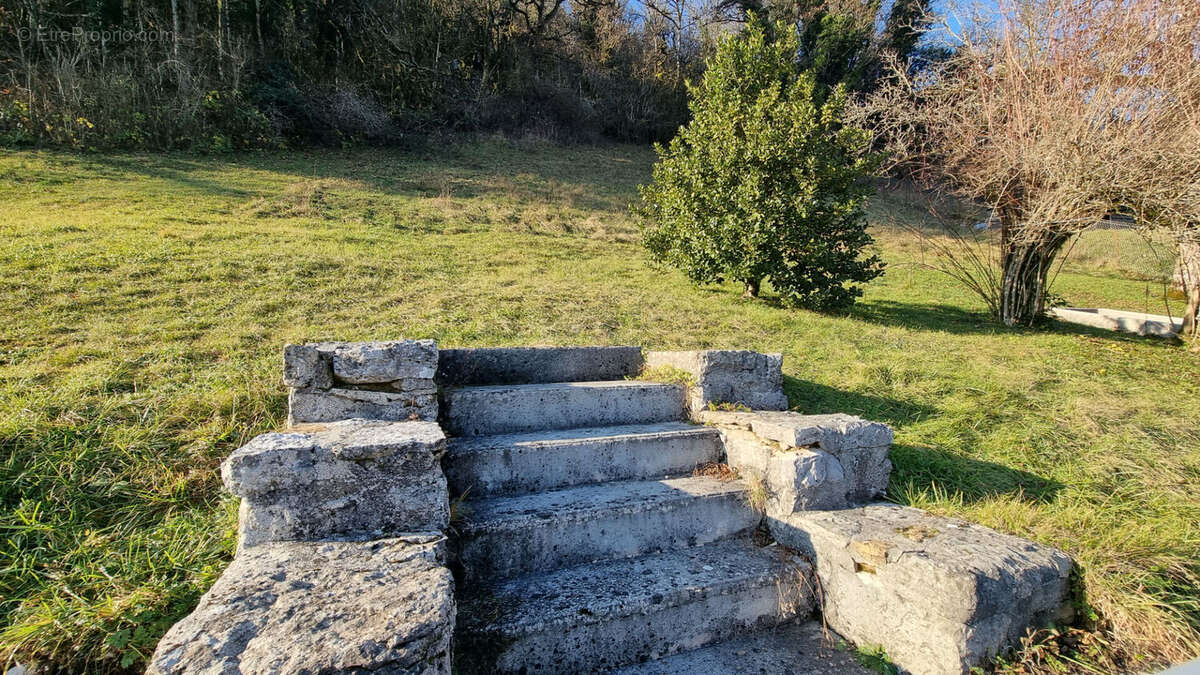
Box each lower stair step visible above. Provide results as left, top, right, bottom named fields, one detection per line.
left=610, top=620, right=874, bottom=674
left=445, top=422, right=724, bottom=498
left=455, top=538, right=815, bottom=674
left=455, top=477, right=760, bottom=580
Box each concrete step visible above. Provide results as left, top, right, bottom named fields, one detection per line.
left=436, top=346, right=644, bottom=385
left=445, top=422, right=723, bottom=498
left=455, top=538, right=814, bottom=674
left=440, top=380, right=686, bottom=436
left=610, top=620, right=873, bottom=675
left=455, top=476, right=760, bottom=580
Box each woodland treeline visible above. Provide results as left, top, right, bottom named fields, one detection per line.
left=0, top=0, right=934, bottom=149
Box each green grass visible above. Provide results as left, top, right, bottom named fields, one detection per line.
left=2, top=137, right=1198, bottom=673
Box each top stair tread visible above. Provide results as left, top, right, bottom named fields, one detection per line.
left=435, top=346, right=644, bottom=386
left=440, top=380, right=687, bottom=436
left=458, top=537, right=797, bottom=635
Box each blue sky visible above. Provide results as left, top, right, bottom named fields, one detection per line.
left=929, top=0, right=1004, bottom=44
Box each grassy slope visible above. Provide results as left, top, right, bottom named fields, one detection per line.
left=1, top=139, right=1197, bottom=672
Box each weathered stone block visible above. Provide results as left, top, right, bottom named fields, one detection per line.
left=147, top=534, right=454, bottom=675
left=281, top=343, right=332, bottom=389
left=711, top=411, right=892, bottom=513
left=394, top=377, right=438, bottom=393
left=436, top=346, right=644, bottom=385
left=701, top=410, right=893, bottom=452
left=327, top=339, right=438, bottom=383
left=834, top=443, right=892, bottom=503
left=283, top=340, right=440, bottom=424
left=289, top=386, right=437, bottom=425
left=770, top=503, right=1073, bottom=675
left=768, top=448, right=849, bottom=512
left=222, top=419, right=449, bottom=548
left=645, top=350, right=788, bottom=412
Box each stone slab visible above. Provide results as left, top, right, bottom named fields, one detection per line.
left=717, top=419, right=891, bottom=515
left=456, top=476, right=760, bottom=580
left=770, top=503, right=1073, bottom=675
left=440, top=380, right=686, bottom=436
left=281, top=343, right=332, bottom=389
left=222, top=419, right=448, bottom=548
left=1048, top=307, right=1183, bottom=338
left=456, top=538, right=813, bottom=674
left=611, top=620, right=874, bottom=675
left=436, top=346, right=644, bottom=385
left=445, top=422, right=722, bottom=498
left=646, top=350, right=788, bottom=411
left=700, top=410, right=894, bottom=452
left=288, top=386, right=437, bottom=425
left=148, top=534, right=454, bottom=675
left=325, top=339, right=438, bottom=383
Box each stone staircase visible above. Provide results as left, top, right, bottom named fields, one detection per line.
left=439, top=358, right=815, bottom=673
left=150, top=341, right=1073, bottom=675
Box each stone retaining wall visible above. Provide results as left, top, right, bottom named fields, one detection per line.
left=702, top=410, right=893, bottom=514
left=284, top=340, right=439, bottom=425
left=645, top=349, right=788, bottom=412
left=222, top=418, right=449, bottom=549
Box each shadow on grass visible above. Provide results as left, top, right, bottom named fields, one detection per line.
left=784, top=376, right=936, bottom=429
left=847, top=300, right=1006, bottom=335
left=847, top=299, right=1182, bottom=347
left=889, top=443, right=1063, bottom=505
left=89, top=156, right=259, bottom=199
left=86, top=142, right=649, bottom=216
left=784, top=378, right=1061, bottom=505
left=1040, top=318, right=1185, bottom=348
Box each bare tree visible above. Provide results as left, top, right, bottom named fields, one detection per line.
left=858, top=0, right=1200, bottom=328
left=1104, top=2, right=1200, bottom=339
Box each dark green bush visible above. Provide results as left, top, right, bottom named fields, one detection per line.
left=637, top=20, right=884, bottom=311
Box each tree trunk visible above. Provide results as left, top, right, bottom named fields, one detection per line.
left=254, top=0, right=264, bottom=58
left=215, top=0, right=225, bottom=79
left=1179, top=238, right=1199, bottom=338
left=998, top=227, right=1071, bottom=327
left=743, top=278, right=761, bottom=299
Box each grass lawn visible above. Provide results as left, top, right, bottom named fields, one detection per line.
left=1, top=137, right=1197, bottom=673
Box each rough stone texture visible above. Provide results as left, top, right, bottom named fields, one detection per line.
left=645, top=350, right=788, bottom=412
left=456, top=538, right=812, bottom=674
left=327, top=340, right=438, bottom=383
left=281, top=343, right=332, bottom=389
left=394, top=377, right=438, bottom=393
left=445, top=422, right=722, bottom=498
left=701, top=410, right=894, bottom=452
left=289, top=387, right=437, bottom=425
left=436, top=346, right=644, bottom=385
left=440, top=380, right=686, bottom=436
left=148, top=535, right=454, bottom=675
left=769, top=447, right=852, bottom=512
left=222, top=419, right=449, bottom=548
left=456, top=476, right=760, bottom=580
left=770, top=503, right=1073, bottom=675
left=284, top=340, right=440, bottom=425
left=612, top=620, right=873, bottom=675
left=710, top=412, right=893, bottom=514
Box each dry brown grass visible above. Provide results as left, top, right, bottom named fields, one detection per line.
left=692, top=462, right=739, bottom=481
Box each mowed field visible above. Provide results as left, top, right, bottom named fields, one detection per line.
left=1, top=138, right=1197, bottom=673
